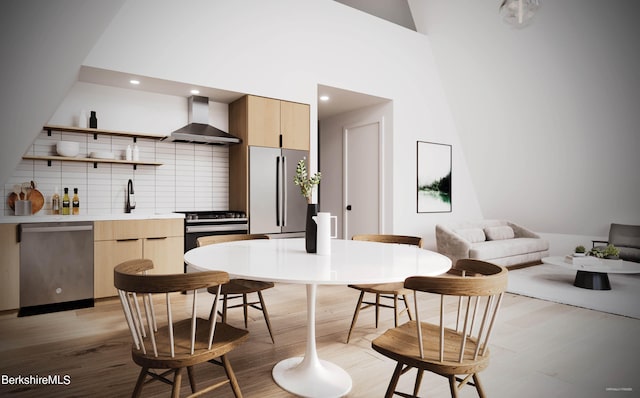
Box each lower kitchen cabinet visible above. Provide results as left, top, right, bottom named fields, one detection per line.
left=143, top=236, right=183, bottom=275
left=94, top=219, right=183, bottom=298
left=0, top=224, right=20, bottom=311
left=94, top=239, right=142, bottom=298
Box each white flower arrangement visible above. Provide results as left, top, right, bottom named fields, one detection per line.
left=293, top=158, right=321, bottom=204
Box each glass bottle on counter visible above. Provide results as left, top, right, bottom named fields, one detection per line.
left=62, top=188, right=70, bottom=215
left=52, top=187, right=60, bottom=215
left=72, top=188, right=80, bottom=215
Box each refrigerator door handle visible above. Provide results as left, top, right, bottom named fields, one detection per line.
left=282, top=155, right=287, bottom=227
left=276, top=156, right=281, bottom=227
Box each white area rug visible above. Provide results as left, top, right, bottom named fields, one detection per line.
left=507, top=263, right=640, bottom=319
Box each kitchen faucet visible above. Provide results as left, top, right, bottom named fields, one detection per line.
left=125, top=179, right=136, bottom=213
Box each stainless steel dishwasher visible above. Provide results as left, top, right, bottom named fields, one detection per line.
left=19, top=222, right=94, bottom=316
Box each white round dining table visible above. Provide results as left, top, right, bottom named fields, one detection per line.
left=184, top=237, right=451, bottom=398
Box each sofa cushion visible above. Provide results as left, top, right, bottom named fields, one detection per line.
left=484, top=226, right=515, bottom=241
left=455, top=228, right=486, bottom=243
left=469, top=238, right=549, bottom=260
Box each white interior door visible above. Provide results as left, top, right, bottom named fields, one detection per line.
left=344, top=121, right=381, bottom=239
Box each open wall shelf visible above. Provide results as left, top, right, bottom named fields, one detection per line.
left=43, top=124, right=165, bottom=141
left=22, top=155, right=162, bottom=168
left=23, top=125, right=166, bottom=169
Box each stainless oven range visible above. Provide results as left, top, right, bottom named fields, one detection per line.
left=175, top=210, right=248, bottom=272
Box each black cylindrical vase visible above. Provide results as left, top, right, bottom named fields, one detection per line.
left=305, top=203, right=318, bottom=253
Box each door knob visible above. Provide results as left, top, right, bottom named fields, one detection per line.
left=346, top=205, right=352, bottom=211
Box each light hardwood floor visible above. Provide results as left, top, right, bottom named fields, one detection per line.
left=1, top=283, right=638, bottom=397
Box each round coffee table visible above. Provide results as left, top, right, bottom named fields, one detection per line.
left=542, top=256, right=640, bottom=290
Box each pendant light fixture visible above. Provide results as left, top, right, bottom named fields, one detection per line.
left=500, top=0, right=541, bottom=28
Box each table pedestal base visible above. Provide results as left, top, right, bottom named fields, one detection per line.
left=574, top=270, right=611, bottom=290
left=271, top=284, right=352, bottom=397
left=273, top=357, right=352, bottom=398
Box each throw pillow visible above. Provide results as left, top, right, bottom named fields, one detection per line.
left=455, top=228, right=486, bottom=243
left=484, top=226, right=515, bottom=241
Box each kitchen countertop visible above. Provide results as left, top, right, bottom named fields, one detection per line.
left=0, top=212, right=184, bottom=224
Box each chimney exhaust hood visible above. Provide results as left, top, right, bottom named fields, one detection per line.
left=162, top=96, right=241, bottom=145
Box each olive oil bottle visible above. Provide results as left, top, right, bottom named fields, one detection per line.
left=72, top=188, right=80, bottom=215
left=62, top=188, right=70, bottom=215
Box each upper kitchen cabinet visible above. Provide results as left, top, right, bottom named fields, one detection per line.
left=280, top=101, right=310, bottom=150
left=230, top=95, right=310, bottom=151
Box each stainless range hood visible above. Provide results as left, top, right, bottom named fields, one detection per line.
left=162, top=96, right=241, bottom=145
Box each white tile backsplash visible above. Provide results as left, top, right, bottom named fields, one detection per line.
left=3, top=132, right=229, bottom=216
left=175, top=143, right=196, bottom=210
left=87, top=165, right=112, bottom=215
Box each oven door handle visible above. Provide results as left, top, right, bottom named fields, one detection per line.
left=185, top=224, right=248, bottom=233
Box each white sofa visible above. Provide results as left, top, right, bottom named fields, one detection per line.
left=435, top=220, right=549, bottom=267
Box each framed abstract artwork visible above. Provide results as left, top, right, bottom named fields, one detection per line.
left=417, top=141, right=452, bottom=213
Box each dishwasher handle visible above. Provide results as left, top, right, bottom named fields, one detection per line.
left=20, top=224, right=93, bottom=234
left=18, top=223, right=93, bottom=243
left=20, top=225, right=94, bottom=234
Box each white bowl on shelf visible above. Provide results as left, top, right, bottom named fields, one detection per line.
left=56, top=141, right=80, bottom=157
left=89, top=151, right=115, bottom=160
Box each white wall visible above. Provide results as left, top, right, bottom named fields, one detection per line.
left=411, top=0, right=640, bottom=245
left=71, top=0, right=483, bottom=247
left=0, top=0, right=126, bottom=188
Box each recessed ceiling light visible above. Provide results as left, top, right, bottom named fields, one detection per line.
left=129, top=79, right=140, bottom=85
left=190, top=89, right=200, bottom=95
left=319, top=95, right=330, bottom=101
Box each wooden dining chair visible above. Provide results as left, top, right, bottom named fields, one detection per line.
left=197, top=234, right=276, bottom=344
left=114, top=259, right=249, bottom=398
left=346, top=234, right=424, bottom=343
left=371, top=259, right=508, bottom=398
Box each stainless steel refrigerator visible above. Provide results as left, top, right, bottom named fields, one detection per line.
left=249, top=146, right=308, bottom=235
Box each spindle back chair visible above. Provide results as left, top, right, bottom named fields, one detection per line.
left=197, top=234, right=276, bottom=343
left=371, top=259, right=508, bottom=398
left=346, top=234, right=424, bottom=343
left=114, top=259, right=249, bottom=397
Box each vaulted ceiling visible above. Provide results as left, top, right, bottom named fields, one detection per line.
left=334, top=0, right=416, bottom=31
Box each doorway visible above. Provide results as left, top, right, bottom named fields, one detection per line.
left=317, top=84, right=391, bottom=239
left=343, top=121, right=382, bottom=238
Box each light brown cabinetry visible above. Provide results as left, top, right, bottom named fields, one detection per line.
left=94, top=238, right=141, bottom=299
left=0, top=224, right=20, bottom=311
left=228, top=95, right=310, bottom=212
left=280, top=100, right=311, bottom=150
left=231, top=95, right=310, bottom=150
left=93, top=219, right=183, bottom=298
